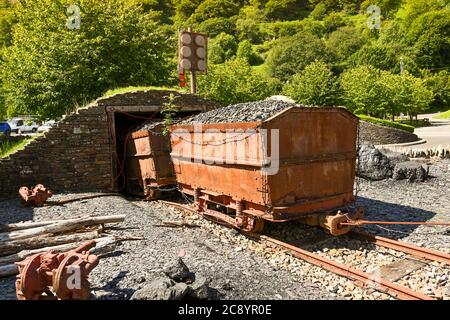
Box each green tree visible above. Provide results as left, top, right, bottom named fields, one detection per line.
left=323, top=12, right=346, bottom=34
left=266, top=32, right=332, bottom=82
left=406, top=9, right=450, bottom=69
left=398, top=73, right=434, bottom=119
left=326, top=26, right=368, bottom=61
left=340, top=65, right=384, bottom=116
left=208, top=32, right=238, bottom=64
left=423, top=70, right=450, bottom=111
left=173, top=0, right=203, bottom=26
left=0, top=0, right=16, bottom=48
left=282, top=61, right=341, bottom=106
left=2, top=0, right=174, bottom=119
left=188, top=0, right=240, bottom=25
left=348, top=43, right=419, bottom=75
left=197, top=17, right=236, bottom=37
left=236, top=5, right=266, bottom=42
left=197, top=58, right=279, bottom=106
left=264, top=0, right=309, bottom=20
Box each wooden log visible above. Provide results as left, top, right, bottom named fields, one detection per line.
left=0, top=237, right=116, bottom=279
left=0, top=230, right=100, bottom=262
left=0, top=214, right=124, bottom=233
left=153, top=221, right=200, bottom=228
left=0, top=264, right=18, bottom=278
left=0, top=215, right=125, bottom=243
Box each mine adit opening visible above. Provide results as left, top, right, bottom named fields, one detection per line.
left=111, top=109, right=198, bottom=197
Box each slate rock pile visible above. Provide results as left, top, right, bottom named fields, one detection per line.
left=180, top=100, right=299, bottom=124
left=131, top=258, right=212, bottom=300
left=357, top=144, right=429, bottom=182
left=393, top=162, right=429, bottom=182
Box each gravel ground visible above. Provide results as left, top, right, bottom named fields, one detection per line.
left=1, top=159, right=449, bottom=300
left=0, top=194, right=333, bottom=300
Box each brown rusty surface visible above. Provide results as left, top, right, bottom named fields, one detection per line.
left=125, top=124, right=176, bottom=197
left=19, top=184, right=53, bottom=206
left=171, top=107, right=359, bottom=222
left=15, top=241, right=99, bottom=300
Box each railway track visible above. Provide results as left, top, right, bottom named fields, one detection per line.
left=159, top=200, right=450, bottom=300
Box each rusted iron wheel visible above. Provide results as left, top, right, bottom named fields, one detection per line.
left=251, top=219, right=265, bottom=233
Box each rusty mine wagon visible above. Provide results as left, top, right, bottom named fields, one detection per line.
left=170, top=106, right=362, bottom=235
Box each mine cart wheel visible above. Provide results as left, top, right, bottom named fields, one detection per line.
left=240, top=217, right=265, bottom=234
left=144, top=188, right=161, bottom=201
left=252, top=219, right=265, bottom=233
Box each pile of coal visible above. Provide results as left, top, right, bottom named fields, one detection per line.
left=180, top=100, right=300, bottom=124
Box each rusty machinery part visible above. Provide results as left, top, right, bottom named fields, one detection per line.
left=19, top=184, right=53, bottom=206
left=296, top=207, right=364, bottom=236
left=15, top=241, right=99, bottom=300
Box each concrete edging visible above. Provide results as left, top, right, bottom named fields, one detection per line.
left=376, top=139, right=427, bottom=148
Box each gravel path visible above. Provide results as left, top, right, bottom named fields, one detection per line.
left=0, top=194, right=332, bottom=300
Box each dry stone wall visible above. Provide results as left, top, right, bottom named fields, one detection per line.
left=0, top=90, right=218, bottom=199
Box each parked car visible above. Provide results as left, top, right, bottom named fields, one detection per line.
left=8, top=118, right=39, bottom=134
left=37, top=120, right=56, bottom=133
left=0, top=122, right=11, bottom=136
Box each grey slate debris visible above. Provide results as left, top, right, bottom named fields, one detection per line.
left=357, top=144, right=394, bottom=180
left=130, top=277, right=189, bottom=300
left=163, top=257, right=191, bottom=282
left=393, top=161, right=429, bottom=182
left=131, top=258, right=213, bottom=300
left=180, top=100, right=300, bottom=124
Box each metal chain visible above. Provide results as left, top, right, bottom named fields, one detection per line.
left=355, top=121, right=361, bottom=205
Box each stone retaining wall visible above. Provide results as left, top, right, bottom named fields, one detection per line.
left=0, top=90, right=218, bottom=199
left=358, top=121, right=419, bottom=145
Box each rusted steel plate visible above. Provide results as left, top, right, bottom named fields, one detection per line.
left=171, top=107, right=358, bottom=221
left=125, top=127, right=176, bottom=196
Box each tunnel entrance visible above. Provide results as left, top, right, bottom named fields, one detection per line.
left=110, top=108, right=198, bottom=198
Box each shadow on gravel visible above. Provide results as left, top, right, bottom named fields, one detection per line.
left=356, top=196, right=437, bottom=239
left=93, top=270, right=136, bottom=300
left=0, top=199, right=34, bottom=225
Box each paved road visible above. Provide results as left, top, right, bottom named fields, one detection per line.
left=414, top=119, right=450, bottom=149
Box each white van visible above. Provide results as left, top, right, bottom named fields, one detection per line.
left=8, top=118, right=40, bottom=134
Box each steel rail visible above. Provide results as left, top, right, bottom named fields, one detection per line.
left=349, top=231, right=450, bottom=266
left=247, top=233, right=433, bottom=300
left=158, top=200, right=434, bottom=300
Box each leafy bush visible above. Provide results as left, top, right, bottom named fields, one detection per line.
left=196, top=17, right=237, bottom=37
left=236, top=40, right=262, bottom=65
left=259, top=19, right=325, bottom=38
left=208, top=32, right=238, bottom=64
left=282, top=61, right=341, bottom=106
left=341, top=65, right=433, bottom=118
left=406, top=9, right=450, bottom=69
left=357, top=115, right=415, bottom=133
left=197, top=58, right=279, bottom=106
left=266, top=32, right=332, bottom=82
